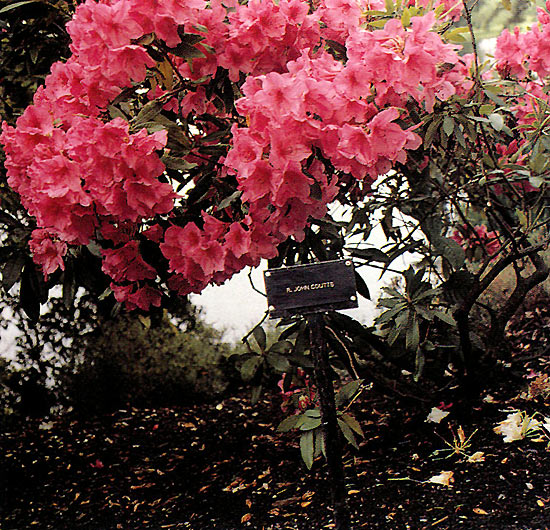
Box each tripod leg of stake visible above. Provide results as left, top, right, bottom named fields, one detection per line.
left=308, top=312, right=350, bottom=530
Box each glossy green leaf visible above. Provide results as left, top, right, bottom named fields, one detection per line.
left=133, top=100, right=163, bottom=126
left=217, top=190, right=242, bottom=210
left=347, top=247, right=390, bottom=263
left=414, top=349, right=425, bottom=382
left=433, top=310, right=457, bottom=326
left=265, top=352, right=291, bottom=372
left=338, top=418, right=359, bottom=449
left=314, top=428, right=325, bottom=458
left=434, top=237, right=465, bottom=270
left=169, top=41, right=205, bottom=60
left=252, top=325, right=267, bottom=351
left=299, top=416, right=322, bottom=431
left=240, top=356, right=262, bottom=382
left=405, top=314, right=420, bottom=352
left=277, top=414, right=301, bottom=432
left=300, top=430, right=315, bottom=469
left=443, top=116, right=455, bottom=137
left=355, top=271, right=371, bottom=300
left=269, top=340, right=293, bottom=354
left=335, top=379, right=363, bottom=408
left=340, top=413, right=364, bottom=437
left=1, top=253, right=25, bottom=292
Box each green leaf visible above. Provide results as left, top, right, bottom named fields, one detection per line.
left=314, top=428, right=325, bottom=458
left=252, top=325, right=267, bottom=351
left=414, top=349, right=425, bottom=382
left=375, top=305, right=406, bottom=326
left=335, top=379, right=363, bottom=408
left=304, top=409, right=321, bottom=418
left=1, top=253, right=25, bottom=292
left=133, top=100, right=163, bottom=127
left=340, top=413, right=364, bottom=437
left=405, top=314, right=420, bottom=352
left=107, top=105, right=128, bottom=121
left=161, top=155, right=195, bottom=171
left=299, top=416, right=322, bottom=431
left=62, top=263, right=76, bottom=310
left=168, top=41, right=205, bottom=60
left=401, top=8, right=412, bottom=26
left=354, top=271, right=370, bottom=300
left=347, top=247, right=390, bottom=263
left=433, top=237, right=465, bottom=270
left=0, top=0, right=40, bottom=13
left=368, top=18, right=388, bottom=28
left=483, top=88, right=506, bottom=107
left=240, top=356, right=262, bottom=382
left=218, top=190, right=242, bottom=210
left=338, top=418, right=359, bottom=449
left=293, top=327, right=310, bottom=355
left=269, top=340, right=293, bottom=354
left=443, top=26, right=469, bottom=44
left=413, top=287, right=441, bottom=302
left=479, top=104, right=495, bottom=115
left=277, top=414, right=301, bottom=432
left=251, top=384, right=262, bottom=405
left=288, top=352, right=314, bottom=369
left=433, top=310, right=456, bottom=326
left=454, top=124, right=467, bottom=148
left=442, top=116, right=455, bottom=137
left=300, top=430, right=315, bottom=469
left=265, top=352, right=291, bottom=372
left=424, top=116, right=442, bottom=147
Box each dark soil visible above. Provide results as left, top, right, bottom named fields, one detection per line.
left=1, top=306, right=550, bottom=529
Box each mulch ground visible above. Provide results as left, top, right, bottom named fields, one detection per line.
left=1, top=302, right=550, bottom=529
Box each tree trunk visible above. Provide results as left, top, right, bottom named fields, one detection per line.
left=308, top=312, right=350, bottom=530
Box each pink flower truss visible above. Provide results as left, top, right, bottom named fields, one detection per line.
left=1, top=0, right=473, bottom=308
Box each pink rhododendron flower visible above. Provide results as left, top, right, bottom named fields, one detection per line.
left=28, top=229, right=67, bottom=278
left=451, top=225, right=501, bottom=257
left=102, top=241, right=157, bottom=283
left=0, top=0, right=493, bottom=310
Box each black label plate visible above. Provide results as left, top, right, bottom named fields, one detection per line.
left=264, top=259, right=358, bottom=318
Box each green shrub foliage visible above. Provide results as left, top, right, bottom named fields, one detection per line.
left=68, top=313, right=233, bottom=414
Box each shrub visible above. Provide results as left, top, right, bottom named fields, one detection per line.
left=65, top=312, right=235, bottom=414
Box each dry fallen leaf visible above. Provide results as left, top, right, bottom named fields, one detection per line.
left=467, top=451, right=485, bottom=463
left=426, top=407, right=450, bottom=424
left=427, top=471, right=454, bottom=487
left=494, top=411, right=541, bottom=443
left=473, top=508, right=488, bottom=515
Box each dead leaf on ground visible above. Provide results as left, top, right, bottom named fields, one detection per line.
left=427, top=471, right=454, bottom=487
